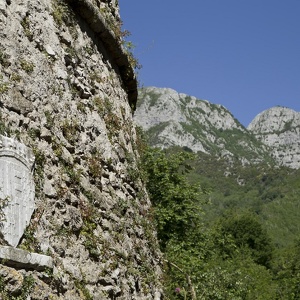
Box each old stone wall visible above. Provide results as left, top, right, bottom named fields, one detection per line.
left=0, top=0, right=162, bottom=299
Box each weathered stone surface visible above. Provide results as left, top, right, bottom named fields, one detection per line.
left=8, top=90, right=34, bottom=115
left=0, top=265, right=24, bottom=295
left=0, top=0, right=7, bottom=16
left=0, top=0, right=163, bottom=298
left=66, top=0, right=137, bottom=107
left=44, top=44, right=56, bottom=58
left=0, top=246, right=53, bottom=271
left=0, top=135, right=35, bottom=247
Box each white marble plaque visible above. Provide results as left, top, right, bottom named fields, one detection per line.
left=0, top=136, right=35, bottom=247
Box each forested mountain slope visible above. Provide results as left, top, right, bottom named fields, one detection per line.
left=142, top=146, right=300, bottom=299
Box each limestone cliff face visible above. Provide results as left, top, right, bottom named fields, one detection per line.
left=134, top=87, right=272, bottom=166
left=248, top=106, right=300, bottom=169
left=0, top=1, right=162, bottom=299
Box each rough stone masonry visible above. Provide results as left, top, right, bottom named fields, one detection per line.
left=0, top=0, right=163, bottom=299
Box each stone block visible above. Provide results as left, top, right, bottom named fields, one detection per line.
left=0, top=246, right=53, bottom=271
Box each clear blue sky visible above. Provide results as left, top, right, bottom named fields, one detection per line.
left=119, top=1, right=300, bottom=126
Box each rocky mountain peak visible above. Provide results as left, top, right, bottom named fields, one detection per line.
left=248, top=106, right=300, bottom=134
left=135, top=87, right=300, bottom=169
left=135, top=86, right=244, bottom=132
left=248, top=106, right=300, bottom=168
left=134, top=87, right=272, bottom=166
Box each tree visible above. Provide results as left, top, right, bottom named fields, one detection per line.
left=218, top=211, right=273, bottom=268
left=142, top=147, right=207, bottom=298
left=272, top=240, right=300, bottom=299
left=142, top=147, right=205, bottom=248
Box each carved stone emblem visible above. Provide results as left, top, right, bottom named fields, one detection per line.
left=0, top=135, right=35, bottom=247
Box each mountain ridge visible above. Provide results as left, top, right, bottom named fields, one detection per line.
left=134, top=86, right=300, bottom=169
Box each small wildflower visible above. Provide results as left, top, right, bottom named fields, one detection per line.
left=175, top=287, right=181, bottom=293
